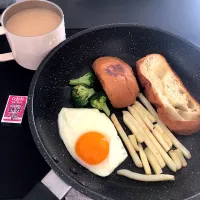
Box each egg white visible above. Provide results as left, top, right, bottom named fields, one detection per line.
left=58, top=108, right=128, bottom=177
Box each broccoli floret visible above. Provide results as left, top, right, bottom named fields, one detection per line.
left=90, top=92, right=110, bottom=116
left=69, top=72, right=95, bottom=87
left=71, top=85, right=95, bottom=107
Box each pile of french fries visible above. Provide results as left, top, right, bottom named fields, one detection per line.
left=111, top=93, right=191, bottom=182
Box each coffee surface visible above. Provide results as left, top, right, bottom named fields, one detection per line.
left=6, top=8, right=61, bottom=37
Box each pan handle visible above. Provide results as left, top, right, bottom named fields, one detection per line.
left=22, top=182, right=58, bottom=200
left=23, top=170, right=71, bottom=200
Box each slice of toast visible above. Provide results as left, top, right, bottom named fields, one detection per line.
left=136, top=54, right=200, bottom=135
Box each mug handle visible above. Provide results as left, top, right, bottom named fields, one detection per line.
left=0, top=26, right=15, bottom=62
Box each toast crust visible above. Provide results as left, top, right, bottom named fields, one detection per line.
left=137, top=54, right=200, bottom=135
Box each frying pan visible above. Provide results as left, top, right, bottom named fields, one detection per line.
left=27, top=24, right=200, bottom=200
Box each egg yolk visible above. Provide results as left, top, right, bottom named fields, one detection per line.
left=75, top=132, right=109, bottom=165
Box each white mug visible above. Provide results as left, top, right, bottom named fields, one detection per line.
left=0, top=0, right=66, bottom=70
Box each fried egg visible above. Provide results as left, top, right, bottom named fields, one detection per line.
left=58, top=108, right=128, bottom=177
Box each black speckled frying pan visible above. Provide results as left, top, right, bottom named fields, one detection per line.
left=27, top=24, right=200, bottom=200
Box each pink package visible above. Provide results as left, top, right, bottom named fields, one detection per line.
left=1, top=95, right=28, bottom=124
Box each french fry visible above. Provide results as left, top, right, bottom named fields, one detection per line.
left=145, top=133, right=177, bottom=172
left=138, top=93, right=191, bottom=159
left=144, top=147, right=162, bottom=174
left=146, top=134, right=177, bottom=171
left=123, top=111, right=145, bottom=143
left=155, top=124, right=164, bottom=133
left=128, top=106, right=165, bottom=168
left=128, top=135, right=139, bottom=151
left=162, top=133, right=173, bottom=148
left=175, top=149, right=187, bottom=167
left=133, top=105, right=177, bottom=171
left=133, top=104, right=154, bottom=131
left=117, top=169, right=175, bottom=182
left=169, top=150, right=182, bottom=170
left=155, top=124, right=173, bottom=148
left=138, top=143, right=152, bottom=175
left=135, top=101, right=156, bottom=123
left=111, top=114, right=143, bottom=168
left=152, top=128, right=170, bottom=152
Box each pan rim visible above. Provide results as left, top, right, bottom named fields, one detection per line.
left=27, top=23, right=200, bottom=200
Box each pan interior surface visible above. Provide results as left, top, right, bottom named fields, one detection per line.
left=29, top=25, right=200, bottom=200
